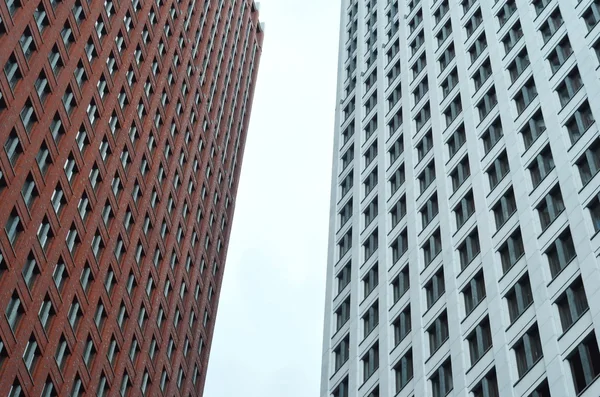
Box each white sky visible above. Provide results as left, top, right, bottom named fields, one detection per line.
left=204, top=1, right=341, bottom=396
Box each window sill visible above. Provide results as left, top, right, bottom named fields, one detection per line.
left=422, top=251, right=442, bottom=273
left=465, top=345, right=493, bottom=375
left=566, top=123, right=595, bottom=153
left=536, top=209, right=566, bottom=239
left=422, top=293, right=445, bottom=318
left=520, top=132, right=546, bottom=159
left=528, top=166, right=556, bottom=198
left=512, top=356, right=544, bottom=388
left=424, top=337, right=450, bottom=365
left=452, top=211, right=475, bottom=238
left=578, top=170, right=600, bottom=196
left=557, top=308, right=590, bottom=342
left=491, top=211, right=517, bottom=240
left=505, top=302, right=534, bottom=333
left=486, top=171, right=511, bottom=200
left=360, top=368, right=379, bottom=389
left=457, top=254, right=481, bottom=279
left=389, top=288, right=410, bottom=313
left=539, top=21, right=564, bottom=51
left=498, top=252, right=526, bottom=283
left=574, top=373, right=600, bottom=396
left=557, top=85, right=585, bottom=116
left=460, top=298, right=487, bottom=325
left=480, top=136, right=504, bottom=163
left=532, top=2, right=553, bottom=23
left=547, top=256, right=577, bottom=287
left=514, top=94, right=539, bottom=121
left=330, top=358, right=350, bottom=380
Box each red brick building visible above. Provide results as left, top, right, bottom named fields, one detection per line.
left=0, top=0, right=262, bottom=395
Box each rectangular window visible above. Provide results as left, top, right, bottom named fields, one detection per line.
left=364, top=167, right=378, bottom=196
left=389, top=134, right=404, bottom=165
left=391, top=195, right=407, bottom=227
left=450, top=156, right=470, bottom=192
left=335, top=297, right=351, bottom=331
left=492, top=187, right=517, bottom=229
left=393, top=305, right=411, bottom=345
left=465, top=8, right=482, bottom=38
left=423, top=229, right=442, bottom=266
left=363, top=229, right=379, bottom=261
left=546, top=228, right=576, bottom=278
left=583, top=0, right=600, bottom=31
left=467, top=317, right=492, bottom=365
left=567, top=332, right=600, bottom=394
left=431, top=359, right=453, bottom=397
left=364, top=141, right=377, bottom=168
left=506, top=274, right=534, bottom=323
left=477, top=87, right=497, bottom=121
left=469, top=32, right=487, bottom=63
left=441, top=68, right=459, bottom=99
left=576, top=139, right=600, bottom=185
left=520, top=109, right=546, bottom=150
left=472, top=369, right=499, bottom=397
left=392, top=265, right=410, bottom=303
left=497, top=0, right=517, bottom=26
left=536, top=185, right=565, bottom=230
left=556, top=67, right=583, bottom=107
left=444, top=95, right=462, bottom=126
left=555, top=277, right=589, bottom=332
left=336, top=262, right=351, bottom=295
left=487, top=151, right=510, bottom=190
left=416, top=130, right=433, bottom=162
left=473, top=58, right=492, bottom=91
left=447, top=124, right=466, bottom=159
left=458, top=229, right=480, bottom=269
left=392, top=228, right=408, bottom=263
left=413, top=77, right=429, bottom=105
left=363, top=263, right=378, bottom=298
left=363, top=197, right=377, bottom=229
left=425, top=267, right=445, bottom=308
left=332, top=377, right=348, bottom=397
left=428, top=310, right=449, bottom=354
left=6, top=292, right=23, bottom=332
left=548, top=36, right=572, bottom=74
left=362, top=301, right=379, bottom=337
left=508, top=49, right=530, bottom=83
left=566, top=101, right=595, bottom=145
left=463, top=269, right=486, bottom=315
left=362, top=342, right=379, bottom=381
left=338, top=228, right=352, bottom=258
left=418, top=161, right=436, bottom=193
left=499, top=228, right=524, bottom=272
left=454, top=190, right=475, bottom=229
left=5, top=129, right=23, bottom=167
left=513, top=324, right=543, bottom=378
left=420, top=193, right=439, bottom=229
left=394, top=349, right=413, bottom=393
left=529, top=145, right=555, bottom=187
left=589, top=194, right=600, bottom=233
left=481, top=117, right=503, bottom=155
left=333, top=335, right=350, bottom=371
left=514, top=78, right=537, bottom=115
left=502, top=22, right=524, bottom=54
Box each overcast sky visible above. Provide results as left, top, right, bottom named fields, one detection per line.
left=204, top=1, right=341, bottom=396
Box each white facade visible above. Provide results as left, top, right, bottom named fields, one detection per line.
left=321, top=0, right=600, bottom=396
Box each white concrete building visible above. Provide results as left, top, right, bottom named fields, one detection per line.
left=320, top=0, right=600, bottom=396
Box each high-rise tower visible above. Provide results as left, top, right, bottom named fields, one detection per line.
left=322, top=0, right=600, bottom=396
left=0, top=0, right=262, bottom=395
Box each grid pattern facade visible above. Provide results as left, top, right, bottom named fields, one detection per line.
left=0, top=0, right=262, bottom=395
left=321, top=0, right=600, bottom=396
